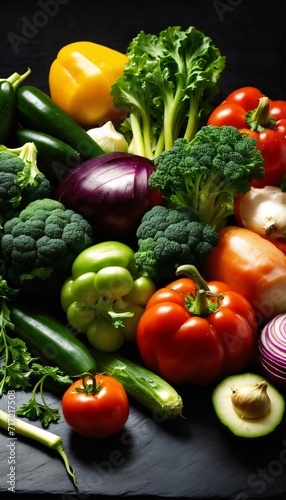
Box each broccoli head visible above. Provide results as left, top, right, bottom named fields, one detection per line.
left=134, top=205, right=219, bottom=282
left=0, top=142, right=51, bottom=224
left=1, top=198, right=93, bottom=286
left=148, top=125, right=264, bottom=230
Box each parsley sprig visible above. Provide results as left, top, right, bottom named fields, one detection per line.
left=0, top=277, right=32, bottom=396
left=0, top=275, right=72, bottom=427
left=16, top=364, right=72, bottom=427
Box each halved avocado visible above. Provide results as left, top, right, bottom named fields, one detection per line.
left=212, top=373, right=285, bottom=438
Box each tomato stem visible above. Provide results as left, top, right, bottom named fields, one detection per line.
left=74, top=373, right=102, bottom=395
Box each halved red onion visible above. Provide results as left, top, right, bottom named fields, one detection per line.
left=258, top=313, right=286, bottom=386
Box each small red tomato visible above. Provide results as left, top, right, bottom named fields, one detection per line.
left=62, top=374, right=129, bottom=439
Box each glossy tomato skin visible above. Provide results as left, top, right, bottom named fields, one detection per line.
left=137, top=279, right=257, bottom=386
left=62, top=375, right=129, bottom=439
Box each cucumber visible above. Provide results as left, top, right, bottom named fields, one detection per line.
left=16, top=86, right=104, bottom=160
left=10, top=304, right=96, bottom=377
left=0, top=80, right=16, bottom=144
left=91, top=348, right=183, bottom=420
left=16, top=128, right=82, bottom=183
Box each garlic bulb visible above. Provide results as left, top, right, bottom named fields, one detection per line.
left=239, top=186, right=286, bottom=238
left=87, top=121, right=128, bottom=153
left=231, top=381, right=271, bottom=419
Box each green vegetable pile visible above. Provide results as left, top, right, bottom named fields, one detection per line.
left=112, top=26, right=226, bottom=159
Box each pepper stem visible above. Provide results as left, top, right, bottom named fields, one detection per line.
left=246, top=96, right=276, bottom=132
left=175, top=264, right=224, bottom=316
left=0, top=68, right=31, bottom=88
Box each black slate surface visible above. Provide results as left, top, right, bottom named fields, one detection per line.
left=0, top=0, right=286, bottom=498
left=1, top=375, right=286, bottom=499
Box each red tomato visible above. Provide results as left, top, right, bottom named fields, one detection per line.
left=62, top=374, right=129, bottom=439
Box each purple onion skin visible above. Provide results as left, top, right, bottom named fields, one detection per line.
left=55, top=152, right=163, bottom=241
left=258, top=313, right=286, bottom=388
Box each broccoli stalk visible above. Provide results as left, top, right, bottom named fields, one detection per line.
left=9, top=142, right=41, bottom=194
left=0, top=142, right=51, bottom=223
left=148, top=125, right=265, bottom=231
left=111, top=26, right=226, bottom=159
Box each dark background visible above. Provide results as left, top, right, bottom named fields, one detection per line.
left=0, top=0, right=285, bottom=101
left=0, top=1, right=285, bottom=499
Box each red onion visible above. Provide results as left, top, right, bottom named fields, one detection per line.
left=258, top=313, right=286, bottom=387
left=55, top=152, right=163, bottom=240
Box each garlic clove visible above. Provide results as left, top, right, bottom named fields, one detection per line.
left=231, top=381, right=271, bottom=419
left=87, top=121, right=128, bottom=153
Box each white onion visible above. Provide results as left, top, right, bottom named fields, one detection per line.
left=239, top=186, right=286, bottom=238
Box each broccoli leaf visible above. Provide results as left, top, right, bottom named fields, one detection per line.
left=112, top=26, right=226, bottom=159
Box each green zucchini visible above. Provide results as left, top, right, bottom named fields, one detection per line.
left=10, top=304, right=96, bottom=376
left=16, top=86, right=104, bottom=160
left=16, top=128, right=82, bottom=183
left=0, top=80, right=16, bottom=144
left=91, top=348, right=183, bottom=420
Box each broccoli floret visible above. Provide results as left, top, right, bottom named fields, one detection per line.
left=148, top=125, right=264, bottom=230
left=0, top=143, right=51, bottom=224
left=1, top=198, right=93, bottom=286
left=134, top=205, right=219, bottom=282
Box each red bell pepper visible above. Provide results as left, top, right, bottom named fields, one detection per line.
left=136, top=265, right=257, bottom=386
left=207, top=87, right=286, bottom=188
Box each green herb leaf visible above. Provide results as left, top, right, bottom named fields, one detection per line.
left=0, top=288, right=34, bottom=395
left=16, top=396, right=42, bottom=420
left=16, top=364, right=72, bottom=427
left=31, top=363, right=73, bottom=386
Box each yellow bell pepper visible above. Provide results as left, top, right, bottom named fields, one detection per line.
left=48, top=41, right=129, bottom=128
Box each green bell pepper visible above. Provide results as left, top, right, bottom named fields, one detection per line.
left=60, top=241, right=156, bottom=351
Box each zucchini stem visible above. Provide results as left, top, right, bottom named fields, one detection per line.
left=0, top=409, right=77, bottom=487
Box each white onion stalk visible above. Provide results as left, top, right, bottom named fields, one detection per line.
left=239, top=186, right=286, bottom=238
left=0, top=409, right=77, bottom=486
